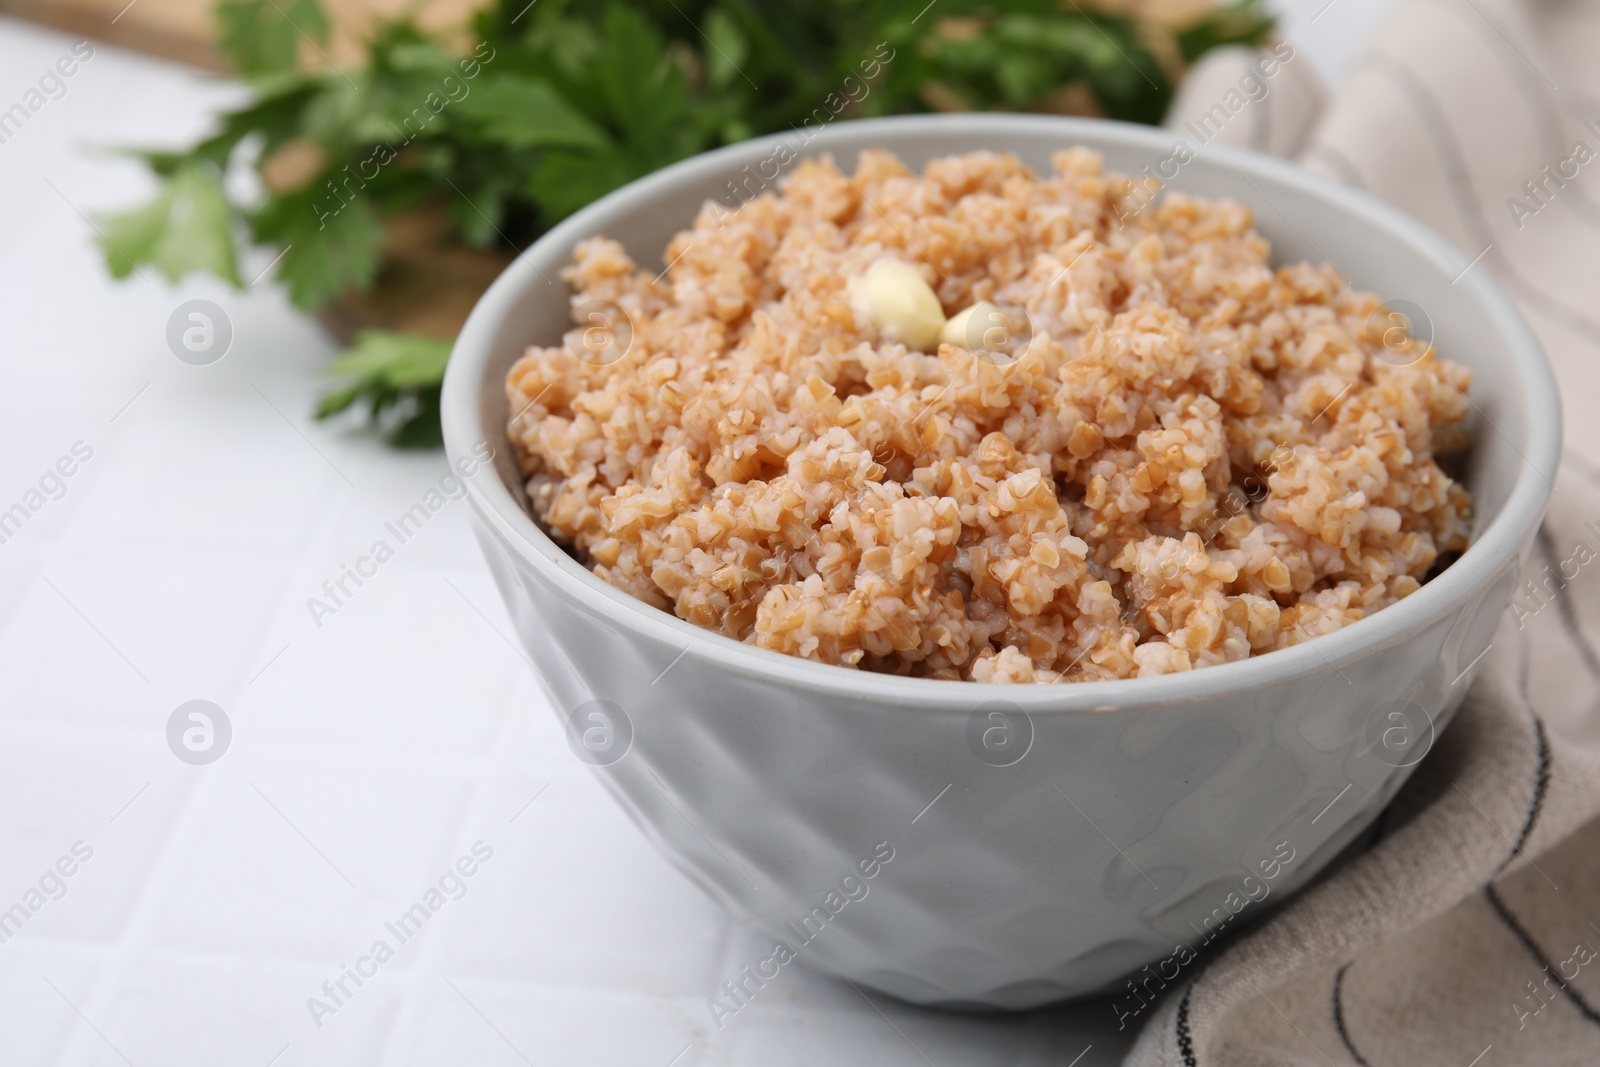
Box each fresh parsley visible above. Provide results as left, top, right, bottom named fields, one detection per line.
left=316, top=330, right=453, bottom=448
left=97, top=0, right=1273, bottom=445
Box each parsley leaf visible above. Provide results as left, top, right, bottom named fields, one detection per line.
left=592, top=4, right=690, bottom=160
left=1177, top=0, right=1275, bottom=63
left=703, top=8, right=748, bottom=90
left=250, top=185, right=385, bottom=310
left=454, top=76, right=611, bottom=150
left=316, top=330, right=452, bottom=447
left=216, top=0, right=330, bottom=79
left=527, top=145, right=636, bottom=221
left=97, top=162, right=242, bottom=286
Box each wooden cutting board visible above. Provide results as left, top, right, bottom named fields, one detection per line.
left=3, top=0, right=1228, bottom=71
left=0, top=0, right=485, bottom=70
left=1, top=0, right=512, bottom=343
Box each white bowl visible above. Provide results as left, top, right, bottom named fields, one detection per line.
left=443, top=115, right=1560, bottom=1009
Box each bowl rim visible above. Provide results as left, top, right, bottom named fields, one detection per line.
left=443, top=113, right=1561, bottom=714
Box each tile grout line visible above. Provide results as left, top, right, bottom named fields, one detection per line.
left=372, top=639, right=561, bottom=1066
left=9, top=270, right=204, bottom=1067
left=53, top=765, right=216, bottom=1066
left=0, top=46, right=627, bottom=1067
left=41, top=364, right=401, bottom=1067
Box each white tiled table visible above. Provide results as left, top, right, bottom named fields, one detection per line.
left=0, top=7, right=1383, bottom=1063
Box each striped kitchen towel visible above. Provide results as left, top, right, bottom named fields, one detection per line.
left=1140, top=0, right=1600, bottom=1062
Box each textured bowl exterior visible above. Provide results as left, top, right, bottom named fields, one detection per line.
left=444, top=116, right=1561, bottom=1009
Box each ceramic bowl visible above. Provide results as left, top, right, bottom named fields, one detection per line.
left=442, top=115, right=1560, bottom=1009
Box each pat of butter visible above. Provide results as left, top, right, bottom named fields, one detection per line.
left=849, top=258, right=946, bottom=351
left=943, top=301, right=1032, bottom=360
left=940, top=302, right=996, bottom=349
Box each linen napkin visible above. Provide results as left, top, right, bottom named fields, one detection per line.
left=1134, top=1, right=1600, bottom=1062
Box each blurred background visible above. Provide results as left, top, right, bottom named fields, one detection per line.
left=4, top=0, right=1359, bottom=446
left=0, top=1, right=1436, bottom=1065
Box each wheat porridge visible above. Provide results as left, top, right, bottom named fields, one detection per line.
left=505, top=149, right=1472, bottom=683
